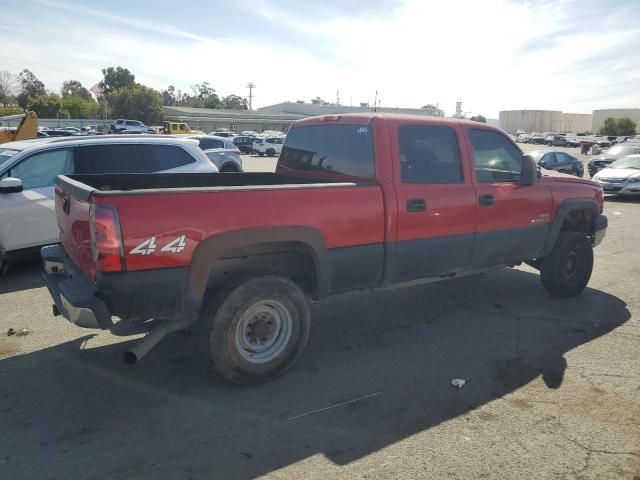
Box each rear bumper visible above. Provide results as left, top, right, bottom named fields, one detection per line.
left=593, top=214, right=607, bottom=247
left=41, top=244, right=112, bottom=329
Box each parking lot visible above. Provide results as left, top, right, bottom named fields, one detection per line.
left=1, top=147, right=639, bottom=479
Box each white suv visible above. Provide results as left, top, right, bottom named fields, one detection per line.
left=0, top=136, right=217, bottom=273
left=110, top=119, right=155, bottom=133
left=253, top=136, right=284, bottom=157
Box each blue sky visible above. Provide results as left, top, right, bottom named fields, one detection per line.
left=1, top=0, right=639, bottom=117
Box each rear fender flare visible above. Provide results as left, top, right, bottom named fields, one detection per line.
left=183, top=226, right=329, bottom=320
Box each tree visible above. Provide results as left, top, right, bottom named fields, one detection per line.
left=61, top=95, right=100, bottom=118
left=614, top=117, right=637, bottom=136
left=421, top=104, right=444, bottom=117
left=107, top=85, right=163, bottom=125
left=222, top=94, right=248, bottom=110
left=470, top=114, right=487, bottom=123
left=99, top=67, right=136, bottom=96
left=311, top=96, right=329, bottom=105
left=29, top=93, right=65, bottom=118
left=16, top=69, right=46, bottom=108
left=61, top=80, right=92, bottom=100
left=0, top=71, right=17, bottom=107
left=599, top=117, right=637, bottom=136
left=161, top=85, right=177, bottom=106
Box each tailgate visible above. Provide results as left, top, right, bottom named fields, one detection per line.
left=55, top=175, right=96, bottom=280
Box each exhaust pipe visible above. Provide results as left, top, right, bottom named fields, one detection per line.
left=123, top=318, right=189, bottom=365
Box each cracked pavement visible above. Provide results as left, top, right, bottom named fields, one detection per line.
left=0, top=152, right=638, bottom=479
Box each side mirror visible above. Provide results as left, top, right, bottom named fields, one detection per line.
left=521, top=154, right=539, bottom=186
left=0, top=177, right=23, bottom=193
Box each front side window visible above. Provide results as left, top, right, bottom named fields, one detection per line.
left=10, top=149, right=74, bottom=189
left=279, top=124, right=375, bottom=179
left=469, top=129, right=522, bottom=183
left=541, top=152, right=558, bottom=165
left=398, top=125, right=463, bottom=184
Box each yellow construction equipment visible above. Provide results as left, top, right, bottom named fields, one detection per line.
left=0, top=111, right=38, bottom=144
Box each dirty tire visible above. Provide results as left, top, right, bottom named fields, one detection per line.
left=540, top=231, right=593, bottom=297
left=203, top=276, right=310, bottom=385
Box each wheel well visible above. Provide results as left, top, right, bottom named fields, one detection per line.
left=220, top=163, right=239, bottom=172
left=561, top=209, right=594, bottom=235
left=206, top=242, right=318, bottom=298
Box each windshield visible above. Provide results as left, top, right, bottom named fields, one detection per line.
left=609, top=156, right=640, bottom=169
left=608, top=145, right=639, bottom=155
left=0, top=148, right=20, bottom=167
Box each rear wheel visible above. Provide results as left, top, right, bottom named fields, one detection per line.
left=202, top=276, right=310, bottom=385
left=258, top=152, right=264, bottom=157
left=220, top=164, right=239, bottom=173
left=266, top=148, right=276, bottom=157
left=540, top=231, right=593, bottom=297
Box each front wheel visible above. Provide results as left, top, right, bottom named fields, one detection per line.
left=539, top=231, right=593, bottom=297
left=266, top=148, right=275, bottom=157
left=202, top=276, right=310, bottom=385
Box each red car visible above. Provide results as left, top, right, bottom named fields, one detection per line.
left=42, top=114, right=607, bottom=384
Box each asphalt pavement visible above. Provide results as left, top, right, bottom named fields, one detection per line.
left=0, top=149, right=638, bottom=479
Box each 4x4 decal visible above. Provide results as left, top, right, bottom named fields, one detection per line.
left=130, top=235, right=186, bottom=255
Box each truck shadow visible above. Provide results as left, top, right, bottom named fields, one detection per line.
left=0, top=267, right=631, bottom=479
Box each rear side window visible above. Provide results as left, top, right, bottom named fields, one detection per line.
left=135, top=145, right=196, bottom=171
left=280, top=124, right=375, bottom=178
left=469, top=129, right=522, bottom=183
left=75, top=144, right=139, bottom=173
left=398, top=125, right=462, bottom=184
left=125, top=121, right=138, bottom=126
left=199, top=138, right=224, bottom=150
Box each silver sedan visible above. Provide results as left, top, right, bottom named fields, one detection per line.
left=592, top=155, right=640, bottom=196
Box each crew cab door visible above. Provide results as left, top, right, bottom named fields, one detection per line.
left=0, top=148, right=74, bottom=251
left=390, top=121, right=477, bottom=281
left=467, top=128, right=552, bottom=267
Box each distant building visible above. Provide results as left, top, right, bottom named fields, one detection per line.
left=592, top=108, right=640, bottom=132
left=162, top=106, right=300, bottom=133
left=257, top=101, right=436, bottom=117
left=499, top=110, right=593, bottom=134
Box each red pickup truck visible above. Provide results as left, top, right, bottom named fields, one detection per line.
left=42, top=114, right=607, bottom=384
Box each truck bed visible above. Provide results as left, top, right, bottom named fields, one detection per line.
left=61, top=172, right=354, bottom=196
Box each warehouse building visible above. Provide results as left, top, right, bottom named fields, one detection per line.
left=499, top=110, right=593, bottom=134
left=257, top=101, right=438, bottom=117
left=162, top=106, right=300, bottom=133
left=592, top=108, right=640, bottom=132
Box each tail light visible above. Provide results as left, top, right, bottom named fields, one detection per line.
left=234, top=146, right=241, bottom=154
left=90, top=204, right=125, bottom=272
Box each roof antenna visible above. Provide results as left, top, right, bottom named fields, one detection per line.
left=374, top=90, right=378, bottom=112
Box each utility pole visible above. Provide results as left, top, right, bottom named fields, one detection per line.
left=374, top=90, right=378, bottom=112
left=246, top=82, right=256, bottom=111
left=336, top=90, right=340, bottom=106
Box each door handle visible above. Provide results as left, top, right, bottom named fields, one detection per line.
left=478, top=194, right=495, bottom=207
left=406, top=198, right=426, bottom=212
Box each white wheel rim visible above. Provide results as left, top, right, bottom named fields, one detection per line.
left=235, top=299, right=293, bottom=364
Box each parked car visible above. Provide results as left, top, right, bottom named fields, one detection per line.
left=208, top=131, right=235, bottom=138
left=186, top=135, right=243, bottom=172
left=551, top=135, right=580, bottom=147
left=592, top=155, right=640, bottom=196
left=110, top=119, right=155, bottom=134
left=42, top=114, right=607, bottom=385
left=528, top=150, right=584, bottom=177
left=253, top=136, right=284, bottom=156
left=45, top=129, right=74, bottom=137
left=543, top=134, right=556, bottom=145
left=592, top=136, right=612, bottom=148
left=232, top=135, right=256, bottom=154
left=529, top=134, right=546, bottom=144
left=0, top=136, right=217, bottom=272
left=587, top=144, right=640, bottom=176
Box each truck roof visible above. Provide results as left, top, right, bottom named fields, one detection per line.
left=293, top=112, right=504, bottom=132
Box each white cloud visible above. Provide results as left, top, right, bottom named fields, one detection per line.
left=1, top=0, right=638, bottom=117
